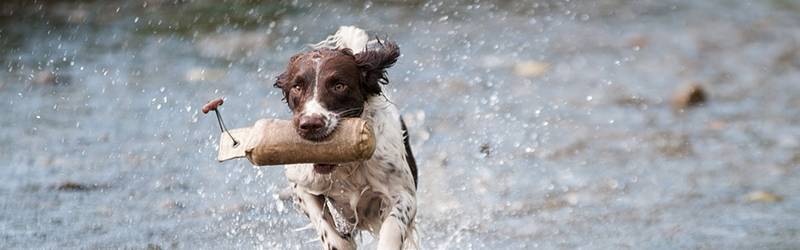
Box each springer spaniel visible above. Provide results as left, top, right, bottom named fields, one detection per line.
left=273, top=26, right=418, bottom=250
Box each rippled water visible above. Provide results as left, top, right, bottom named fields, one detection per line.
left=2, top=0, right=800, bottom=249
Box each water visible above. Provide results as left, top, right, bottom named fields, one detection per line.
left=2, top=0, right=800, bottom=249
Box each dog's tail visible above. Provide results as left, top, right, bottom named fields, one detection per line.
left=311, top=26, right=376, bottom=53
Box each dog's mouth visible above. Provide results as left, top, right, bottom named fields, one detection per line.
left=297, top=129, right=334, bottom=141
left=313, top=164, right=337, bottom=174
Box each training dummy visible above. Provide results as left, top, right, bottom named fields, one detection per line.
left=202, top=98, right=376, bottom=166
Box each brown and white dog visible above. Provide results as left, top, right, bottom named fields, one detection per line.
left=273, top=26, right=418, bottom=250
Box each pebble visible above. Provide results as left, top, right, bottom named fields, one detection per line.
left=162, top=200, right=185, bottom=209
left=745, top=190, right=782, bottom=203
left=123, top=154, right=142, bottom=164
left=65, top=9, right=88, bottom=24
left=513, top=61, right=550, bottom=77
left=628, top=35, right=650, bottom=49
left=233, top=204, right=245, bottom=212
left=97, top=206, right=113, bottom=216
left=36, top=156, right=53, bottom=166
left=34, top=71, right=57, bottom=85
left=652, top=132, right=693, bottom=157
left=144, top=0, right=182, bottom=6
left=706, top=120, right=726, bottom=131
left=34, top=71, right=69, bottom=85
left=480, top=143, right=493, bottom=157
left=616, top=95, right=648, bottom=107
left=55, top=182, right=88, bottom=191
left=672, top=82, right=706, bottom=110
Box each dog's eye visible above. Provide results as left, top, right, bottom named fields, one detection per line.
left=292, top=85, right=302, bottom=92
left=333, top=83, right=346, bottom=92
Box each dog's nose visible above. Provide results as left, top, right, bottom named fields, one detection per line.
left=298, top=114, right=325, bottom=135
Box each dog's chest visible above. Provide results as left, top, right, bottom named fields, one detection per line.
left=321, top=162, right=397, bottom=232
left=284, top=96, right=415, bottom=234
left=285, top=159, right=404, bottom=230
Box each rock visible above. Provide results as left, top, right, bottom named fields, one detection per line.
left=97, top=206, right=113, bottom=216
left=616, top=95, right=649, bottom=107
left=55, top=182, right=105, bottom=191
left=55, top=182, right=87, bottom=191
left=628, top=35, right=650, bottom=50
left=123, top=154, right=142, bottom=164
left=745, top=190, right=782, bottom=203
left=480, top=143, right=493, bottom=157
left=35, top=156, right=53, bottom=166
left=234, top=204, right=250, bottom=213
left=162, top=200, right=185, bottom=209
left=652, top=132, right=693, bottom=157
left=65, top=9, right=88, bottom=24
left=513, top=61, right=550, bottom=77
left=34, top=71, right=69, bottom=85
left=34, top=71, right=57, bottom=85
left=706, top=120, right=726, bottom=131
left=672, top=82, right=707, bottom=110
left=144, top=0, right=182, bottom=7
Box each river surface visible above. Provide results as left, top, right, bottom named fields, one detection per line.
left=2, top=0, right=800, bottom=249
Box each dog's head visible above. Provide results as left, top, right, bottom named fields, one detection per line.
left=274, top=41, right=400, bottom=140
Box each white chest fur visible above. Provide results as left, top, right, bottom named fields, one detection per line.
left=284, top=95, right=416, bottom=235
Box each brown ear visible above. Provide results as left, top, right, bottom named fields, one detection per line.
left=274, top=53, right=302, bottom=99
left=355, top=40, right=400, bottom=97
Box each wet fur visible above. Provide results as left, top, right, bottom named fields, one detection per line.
left=274, top=27, right=417, bottom=250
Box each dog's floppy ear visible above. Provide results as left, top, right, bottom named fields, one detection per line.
left=355, top=40, right=400, bottom=97
left=274, top=53, right=302, bottom=99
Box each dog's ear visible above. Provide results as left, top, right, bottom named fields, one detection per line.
left=355, top=40, right=400, bottom=97
left=274, top=53, right=302, bottom=99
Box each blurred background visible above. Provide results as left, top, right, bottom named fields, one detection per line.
left=2, top=0, right=800, bottom=249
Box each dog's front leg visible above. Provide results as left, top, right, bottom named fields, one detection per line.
left=290, top=182, right=356, bottom=250
left=377, top=192, right=416, bottom=250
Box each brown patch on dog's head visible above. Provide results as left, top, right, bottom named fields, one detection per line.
left=273, top=41, right=400, bottom=140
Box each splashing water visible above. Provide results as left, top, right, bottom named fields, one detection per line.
left=1, top=0, right=800, bottom=249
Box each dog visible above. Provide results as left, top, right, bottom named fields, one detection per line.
left=273, top=26, right=418, bottom=250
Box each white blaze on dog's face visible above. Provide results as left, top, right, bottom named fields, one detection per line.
left=276, top=49, right=366, bottom=140
left=274, top=43, right=400, bottom=141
